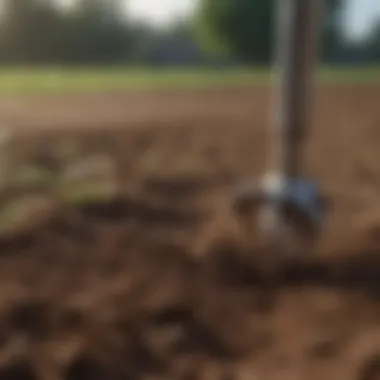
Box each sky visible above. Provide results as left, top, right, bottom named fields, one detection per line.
left=344, top=0, right=380, bottom=39
left=127, top=0, right=380, bottom=40
left=58, top=0, right=380, bottom=40
left=127, top=0, right=199, bottom=26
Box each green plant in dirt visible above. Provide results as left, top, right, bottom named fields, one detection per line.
left=0, top=158, right=60, bottom=236
left=54, top=153, right=119, bottom=205
left=8, top=165, right=60, bottom=190
left=56, top=180, right=118, bottom=204
left=0, top=196, right=57, bottom=236
left=0, top=150, right=119, bottom=236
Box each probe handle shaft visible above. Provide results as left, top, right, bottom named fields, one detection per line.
left=273, top=0, right=324, bottom=178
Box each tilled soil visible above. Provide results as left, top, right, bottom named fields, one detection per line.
left=0, top=85, right=380, bottom=379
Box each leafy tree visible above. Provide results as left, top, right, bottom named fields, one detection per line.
left=196, top=0, right=344, bottom=63
left=65, top=0, right=131, bottom=64
left=366, top=21, right=380, bottom=61
left=0, top=0, right=133, bottom=64
left=0, top=0, right=64, bottom=62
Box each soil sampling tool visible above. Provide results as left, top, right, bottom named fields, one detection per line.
left=234, top=0, right=328, bottom=257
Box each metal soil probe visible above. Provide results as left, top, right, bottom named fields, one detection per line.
left=234, top=0, right=328, bottom=256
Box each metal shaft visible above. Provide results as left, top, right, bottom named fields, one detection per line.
left=272, top=0, right=324, bottom=179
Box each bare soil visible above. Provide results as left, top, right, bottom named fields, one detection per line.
left=0, top=85, right=380, bottom=380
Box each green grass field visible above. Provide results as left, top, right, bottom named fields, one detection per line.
left=0, top=66, right=379, bottom=94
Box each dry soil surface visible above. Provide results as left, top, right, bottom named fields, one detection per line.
left=0, top=85, right=379, bottom=380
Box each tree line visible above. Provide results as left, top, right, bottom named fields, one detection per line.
left=0, top=0, right=135, bottom=64
left=0, top=0, right=378, bottom=65
left=197, top=0, right=380, bottom=64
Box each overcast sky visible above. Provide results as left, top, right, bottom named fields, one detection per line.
left=344, top=0, right=380, bottom=39
left=58, top=0, right=380, bottom=40
left=127, top=0, right=199, bottom=25
left=129, top=0, right=380, bottom=39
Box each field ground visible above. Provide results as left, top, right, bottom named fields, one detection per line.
left=0, top=84, right=380, bottom=379
left=0, top=66, right=380, bottom=94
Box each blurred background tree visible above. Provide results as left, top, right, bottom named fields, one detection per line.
left=0, top=0, right=377, bottom=66
left=195, top=0, right=344, bottom=63
left=64, top=0, right=132, bottom=64
left=0, top=0, right=65, bottom=62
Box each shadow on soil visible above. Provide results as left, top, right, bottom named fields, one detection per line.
left=76, top=196, right=203, bottom=227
